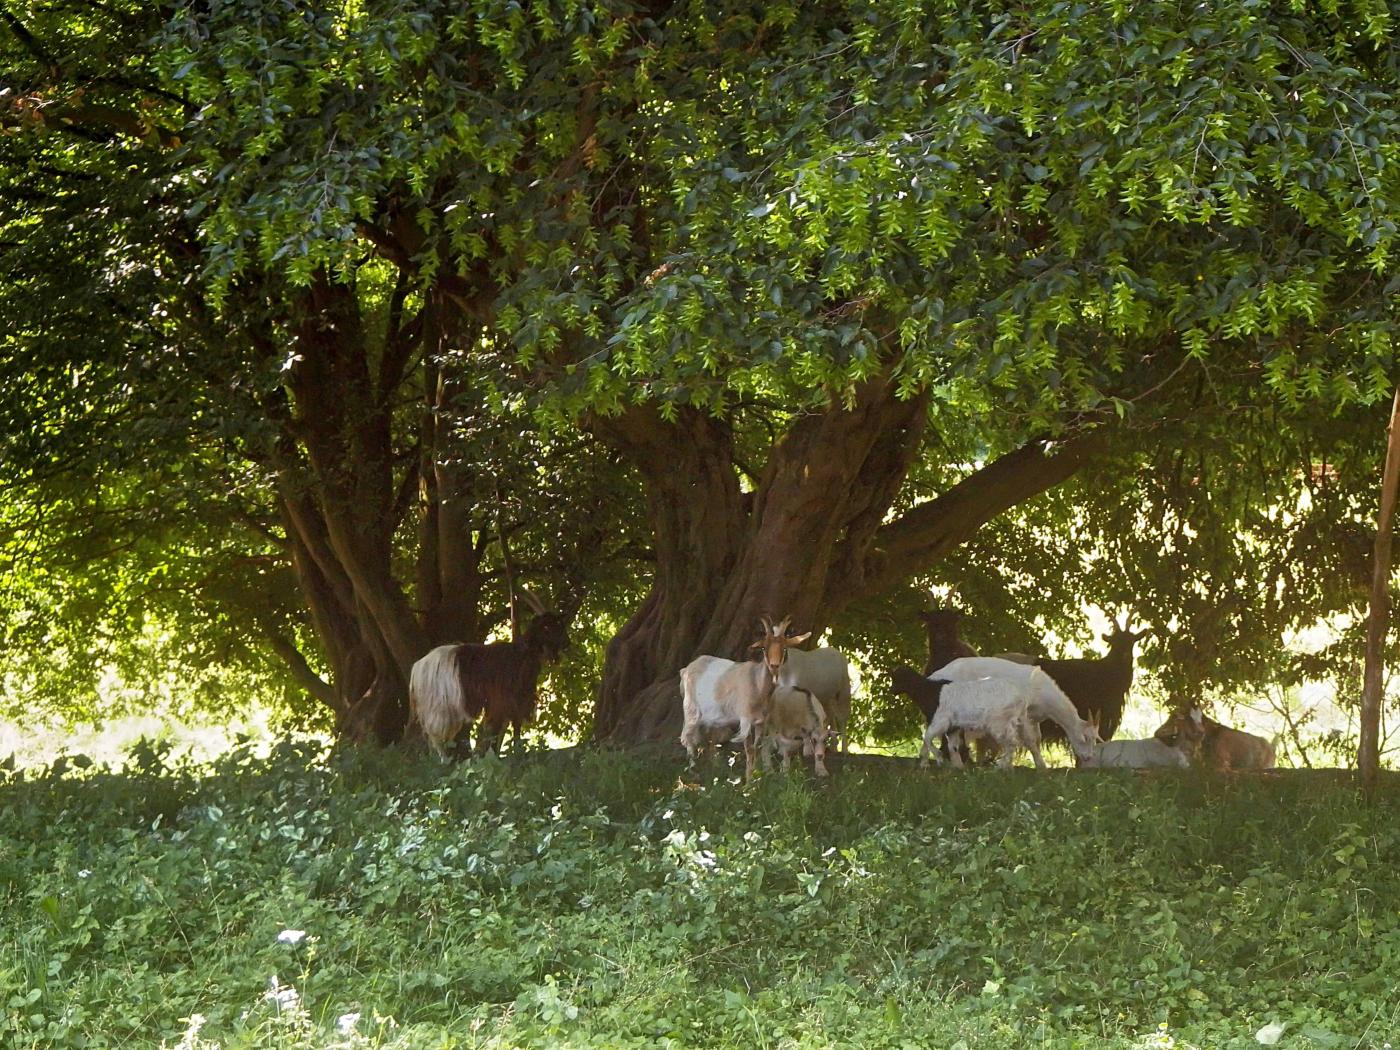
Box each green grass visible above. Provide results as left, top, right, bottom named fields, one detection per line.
left=2, top=743, right=1398, bottom=1048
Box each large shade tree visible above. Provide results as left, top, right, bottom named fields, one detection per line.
left=3, top=0, right=1397, bottom=743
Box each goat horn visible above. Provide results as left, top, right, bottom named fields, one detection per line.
left=517, top=586, right=547, bottom=616
left=777, top=615, right=793, bottom=634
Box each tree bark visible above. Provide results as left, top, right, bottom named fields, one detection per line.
left=1359, top=388, right=1400, bottom=794
left=592, top=377, right=1099, bottom=744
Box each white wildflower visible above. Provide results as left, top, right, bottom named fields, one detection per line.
left=336, top=1011, right=361, bottom=1034
left=174, top=1012, right=207, bottom=1050
left=77, top=870, right=91, bottom=878
left=265, top=975, right=300, bottom=1008
left=276, top=928, right=306, bottom=946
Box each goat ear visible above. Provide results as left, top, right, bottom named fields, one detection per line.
left=785, top=631, right=812, bottom=645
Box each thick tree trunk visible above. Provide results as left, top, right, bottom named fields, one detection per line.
left=592, top=406, right=747, bottom=739
left=1359, top=388, right=1400, bottom=793
left=593, top=383, right=1104, bottom=744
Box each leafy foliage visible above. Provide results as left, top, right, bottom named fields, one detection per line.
left=3, top=0, right=1400, bottom=740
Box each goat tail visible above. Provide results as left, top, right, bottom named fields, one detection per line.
left=409, top=645, right=470, bottom=750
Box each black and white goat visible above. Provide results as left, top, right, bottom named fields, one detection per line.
left=409, top=592, right=571, bottom=760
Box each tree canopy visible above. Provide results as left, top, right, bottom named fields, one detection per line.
left=2, top=0, right=1398, bottom=749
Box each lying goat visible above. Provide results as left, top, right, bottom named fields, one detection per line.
left=1094, top=738, right=1190, bottom=769
left=917, top=675, right=1047, bottom=770
left=762, top=686, right=829, bottom=776
left=680, top=615, right=811, bottom=782
left=929, top=656, right=1098, bottom=766
left=1154, top=706, right=1275, bottom=771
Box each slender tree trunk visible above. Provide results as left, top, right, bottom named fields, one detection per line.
left=1359, top=388, right=1400, bottom=794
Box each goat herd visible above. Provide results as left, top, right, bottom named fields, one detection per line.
left=406, top=603, right=1276, bottom=778
left=677, top=609, right=1277, bottom=781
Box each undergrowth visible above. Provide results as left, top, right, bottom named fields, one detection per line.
left=1, top=742, right=1398, bottom=1048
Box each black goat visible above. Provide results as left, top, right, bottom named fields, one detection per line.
left=920, top=608, right=977, bottom=676
left=1037, top=622, right=1147, bottom=742
left=409, top=603, right=571, bottom=759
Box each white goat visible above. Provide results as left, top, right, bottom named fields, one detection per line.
left=992, top=652, right=1040, bottom=665
left=918, top=676, right=1046, bottom=769
left=778, top=646, right=852, bottom=752
left=929, top=657, right=1098, bottom=766
left=679, top=616, right=810, bottom=782
left=762, top=686, right=829, bottom=776
left=1093, top=737, right=1191, bottom=769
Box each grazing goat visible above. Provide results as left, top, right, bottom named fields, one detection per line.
left=890, top=664, right=971, bottom=764
left=779, top=646, right=852, bottom=752
left=762, top=686, right=829, bottom=776
left=929, top=656, right=1098, bottom=766
left=1154, top=706, right=1275, bottom=771
left=1037, top=621, right=1147, bottom=742
left=890, top=665, right=944, bottom=725
left=920, top=608, right=977, bottom=676
left=409, top=603, right=571, bottom=760
left=680, top=615, right=811, bottom=782
left=918, top=675, right=1047, bottom=770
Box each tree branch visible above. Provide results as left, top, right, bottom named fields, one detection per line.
left=262, top=628, right=342, bottom=713
left=846, top=427, right=1109, bottom=602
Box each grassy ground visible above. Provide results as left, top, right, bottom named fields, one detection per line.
left=2, top=743, right=1398, bottom=1048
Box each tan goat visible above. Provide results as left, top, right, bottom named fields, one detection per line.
left=1154, top=706, right=1275, bottom=771
left=680, top=615, right=811, bottom=782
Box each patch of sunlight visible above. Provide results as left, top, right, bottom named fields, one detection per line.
left=0, top=705, right=326, bottom=770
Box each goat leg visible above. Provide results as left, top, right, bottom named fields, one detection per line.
left=742, top=730, right=758, bottom=783
left=947, top=730, right=966, bottom=768
left=919, top=721, right=941, bottom=767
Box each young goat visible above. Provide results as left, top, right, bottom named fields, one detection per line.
left=680, top=615, right=811, bottom=782
left=917, top=675, right=1048, bottom=770
left=929, top=656, right=1099, bottom=766
left=1037, top=620, right=1147, bottom=742
left=409, top=605, right=571, bottom=760
left=1154, top=706, right=1275, bottom=771
left=762, top=686, right=829, bottom=776
left=779, top=646, right=852, bottom=752
left=890, top=664, right=971, bottom=764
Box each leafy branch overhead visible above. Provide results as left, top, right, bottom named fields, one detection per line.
left=1, top=0, right=1397, bottom=739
